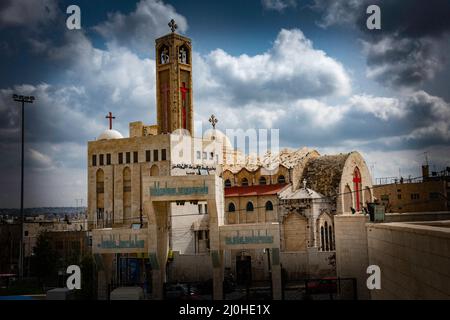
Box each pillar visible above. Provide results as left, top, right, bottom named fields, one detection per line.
left=270, top=248, right=282, bottom=300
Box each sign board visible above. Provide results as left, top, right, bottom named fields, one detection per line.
left=92, top=228, right=148, bottom=254
left=219, top=223, right=280, bottom=250
left=149, top=181, right=209, bottom=197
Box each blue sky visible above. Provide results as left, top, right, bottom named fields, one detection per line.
left=0, top=0, right=449, bottom=207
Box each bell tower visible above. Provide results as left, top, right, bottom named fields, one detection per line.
left=155, top=19, right=193, bottom=135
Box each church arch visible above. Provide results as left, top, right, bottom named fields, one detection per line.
left=317, top=212, right=334, bottom=251
left=277, top=175, right=286, bottom=184
left=246, top=201, right=254, bottom=212
left=241, top=177, right=249, bottom=186
left=259, top=176, right=267, bottom=185
left=265, top=201, right=273, bottom=211
left=283, top=213, right=307, bottom=251
left=353, top=167, right=362, bottom=211
left=343, top=184, right=353, bottom=213
left=224, top=179, right=232, bottom=188
left=228, top=202, right=236, bottom=212
left=150, top=164, right=160, bottom=176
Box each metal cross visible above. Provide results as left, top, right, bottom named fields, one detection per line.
left=168, top=19, right=177, bottom=33
left=105, top=112, right=116, bottom=130
left=209, top=114, right=218, bottom=129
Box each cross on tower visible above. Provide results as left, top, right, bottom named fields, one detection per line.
left=168, top=19, right=177, bottom=33
left=209, top=114, right=218, bottom=129
left=105, top=112, right=116, bottom=130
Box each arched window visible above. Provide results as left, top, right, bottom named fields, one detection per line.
left=150, top=164, right=159, bottom=176
left=159, top=45, right=170, bottom=64
left=246, top=202, right=254, bottom=212
left=224, top=179, right=232, bottom=188
left=96, top=169, right=105, bottom=222
left=353, top=167, right=362, bottom=211
left=265, top=201, right=273, bottom=211
left=241, top=178, right=249, bottom=186
left=259, top=176, right=267, bottom=185
left=277, top=175, right=286, bottom=184
left=328, top=225, right=334, bottom=250
left=320, top=226, right=325, bottom=251
left=228, top=202, right=236, bottom=212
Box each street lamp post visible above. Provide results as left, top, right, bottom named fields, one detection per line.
left=12, top=94, right=35, bottom=279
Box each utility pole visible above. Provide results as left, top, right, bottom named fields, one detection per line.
left=12, top=94, right=35, bottom=279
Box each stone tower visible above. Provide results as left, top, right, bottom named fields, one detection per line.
left=155, top=19, right=193, bottom=135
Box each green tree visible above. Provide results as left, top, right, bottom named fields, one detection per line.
left=32, top=231, right=60, bottom=286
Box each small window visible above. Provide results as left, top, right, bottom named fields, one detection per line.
left=153, top=150, right=159, bottom=162
left=265, top=201, right=273, bottom=211
left=204, top=204, right=208, bottom=214
left=210, top=152, right=214, bottom=160
left=118, top=153, right=123, bottom=164
left=224, top=179, right=232, bottom=188
left=99, top=154, right=104, bottom=166
left=278, top=175, right=286, bottom=184
left=246, top=202, right=254, bottom=212
left=198, top=204, right=203, bottom=214
left=397, top=194, right=402, bottom=200
left=126, top=152, right=131, bottom=164
left=162, top=149, right=167, bottom=161
left=24, top=231, right=29, bottom=236
left=259, top=176, right=267, bottom=185
left=106, top=154, right=111, bottom=165
left=410, top=193, right=420, bottom=200
left=228, top=203, right=236, bottom=212
left=241, top=178, right=249, bottom=186
left=202, top=152, right=207, bottom=160
left=146, top=150, right=151, bottom=162
left=92, top=155, right=97, bottom=166
left=430, top=192, right=440, bottom=200
left=196, top=151, right=201, bottom=159
left=133, top=151, right=138, bottom=163
left=381, top=194, right=389, bottom=201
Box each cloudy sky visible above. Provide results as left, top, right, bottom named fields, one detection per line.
left=0, top=0, right=449, bottom=207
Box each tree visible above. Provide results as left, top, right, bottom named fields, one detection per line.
left=32, top=231, right=60, bottom=286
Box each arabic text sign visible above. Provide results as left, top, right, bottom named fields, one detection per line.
left=92, top=228, right=148, bottom=254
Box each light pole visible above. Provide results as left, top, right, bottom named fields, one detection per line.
left=12, top=94, right=35, bottom=279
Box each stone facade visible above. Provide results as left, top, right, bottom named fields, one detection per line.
left=367, top=221, right=450, bottom=299
left=374, top=180, right=448, bottom=213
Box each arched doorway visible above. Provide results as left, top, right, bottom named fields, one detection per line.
left=150, top=164, right=159, bottom=176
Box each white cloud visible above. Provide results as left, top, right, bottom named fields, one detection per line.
left=261, top=0, right=296, bottom=12
left=93, top=0, right=188, bottom=55
left=0, top=0, right=58, bottom=28
left=348, top=94, right=405, bottom=120
left=202, top=29, right=351, bottom=104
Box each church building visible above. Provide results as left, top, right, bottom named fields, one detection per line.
left=87, top=20, right=373, bottom=300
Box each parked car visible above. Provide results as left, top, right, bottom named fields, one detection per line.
left=164, top=283, right=202, bottom=300
left=305, top=277, right=337, bottom=294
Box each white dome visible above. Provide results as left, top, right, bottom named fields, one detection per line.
left=203, top=128, right=233, bottom=149
left=98, top=129, right=124, bottom=141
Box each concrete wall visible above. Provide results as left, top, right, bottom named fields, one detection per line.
left=367, top=221, right=450, bottom=299
left=280, top=248, right=335, bottom=280
left=334, top=214, right=371, bottom=299
left=384, top=211, right=450, bottom=223
left=168, top=251, right=212, bottom=282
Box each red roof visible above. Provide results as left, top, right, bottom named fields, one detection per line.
left=224, top=184, right=288, bottom=197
